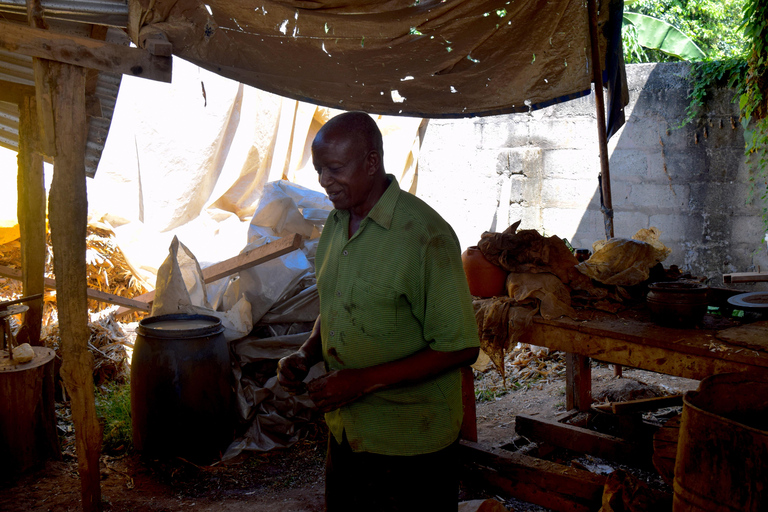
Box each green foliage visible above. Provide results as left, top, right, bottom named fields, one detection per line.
left=741, top=0, right=768, bottom=225
left=622, top=0, right=748, bottom=63
left=623, top=12, right=706, bottom=61
left=678, top=58, right=748, bottom=128
left=95, top=381, right=133, bottom=454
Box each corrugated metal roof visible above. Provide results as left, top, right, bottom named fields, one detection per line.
left=0, top=0, right=128, bottom=28
left=0, top=1, right=128, bottom=177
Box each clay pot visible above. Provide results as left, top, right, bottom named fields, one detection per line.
left=646, top=281, right=709, bottom=327
left=461, top=246, right=508, bottom=298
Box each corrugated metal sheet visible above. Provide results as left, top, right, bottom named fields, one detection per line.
left=0, top=2, right=128, bottom=178
left=0, top=0, right=128, bottom=28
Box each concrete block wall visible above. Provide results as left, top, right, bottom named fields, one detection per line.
left=416, top=62, right=768, bottom=287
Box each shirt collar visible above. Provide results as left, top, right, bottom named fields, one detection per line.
left=330, top=174, right=400, bottom=230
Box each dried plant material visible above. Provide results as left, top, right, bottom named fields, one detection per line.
left=578, top=238, right=669, bottom=286
left=478, top=221, right=595, bottom=293
left=506, top=272, right=577, bottom=320
left=473, top=297, right=537, bottom=383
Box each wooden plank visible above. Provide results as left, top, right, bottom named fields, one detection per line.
left=459, top=440, right=605, bottom=512
left=723, top=272, right=768, bottom=284
left=529, top=317, right=768, bottom=378
left=113, top=233, right=303, bottom=318
left=0, top=21, right=172, bottom=83
left=0, top=265, right=151, bottom=312
left=515, top=414, right=649, bottom=466
left=566, top=352, right=591, bottom=411
left=47, top=61, right=101, bottom=512
left=202, top=233, right=303, bottom=283
left=609, top=394, right=683, bottom=415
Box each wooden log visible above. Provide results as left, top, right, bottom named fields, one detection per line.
left=515, top=414, right=649, bottom=466
left=0, top=347, right=59, bottom=476
left=459, top=440, right=605, bottom=512
left=17, top=93, right=47, bottom=346
left=47, top=61, right=102, bottom=512
left=0, top=21, right=172, bottom=83
left=566, top=352, right=591, bottom=411
left=113, top=233, right=303, bottom=318
left=0, top=265, right=151, bottom=312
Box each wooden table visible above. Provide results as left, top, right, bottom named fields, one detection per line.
left=526, top=308, right=768, bottom=410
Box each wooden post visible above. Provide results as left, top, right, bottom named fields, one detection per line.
left=566, top=353, right=591, bottom=412
left=17, top=94, right=47, bottom=346
left=588, top=0, right=622, bottom=378
left=47, top=61, right=102, bottom=512
left=587, top=0, right=614, bottom=241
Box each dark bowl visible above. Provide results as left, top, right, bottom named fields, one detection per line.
left=646, top=281, right=709, bottom=328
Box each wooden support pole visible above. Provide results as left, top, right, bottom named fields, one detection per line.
left=588, top=0, right=622, bottom=378
left=566, top=352, right=591, bottom=412
left=17, top=94, right=47, bottom=346
left=47, top=61, right=102, bottom=512
left=588, top=0, right=614, bottom=241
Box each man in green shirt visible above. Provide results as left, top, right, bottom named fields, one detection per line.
left=277, top=111, right=480, bottom=511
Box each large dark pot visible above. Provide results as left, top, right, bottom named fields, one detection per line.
left=131, top=314, right=234, bottom=462
left=647, top=281, right=709, bottom=327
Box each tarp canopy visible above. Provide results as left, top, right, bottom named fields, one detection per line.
left=130, top=0, right=624, bottom=119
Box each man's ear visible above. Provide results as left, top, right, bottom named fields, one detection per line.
left=366, top=150, right=382, bottom=176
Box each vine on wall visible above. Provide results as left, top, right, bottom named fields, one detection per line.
left=740, top=0, right=768, bottom=225
left=680, top=0, right=768, bottom=228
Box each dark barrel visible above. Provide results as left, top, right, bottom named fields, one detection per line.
left=131, top=314, right=234, bottom=462
left=674, top=372, right=768, bottom=512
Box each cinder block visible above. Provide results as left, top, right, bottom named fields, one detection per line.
left=528, top=118, right=600, bottom=150
left=609, top=149, right=651, bottom=182
left=541, top=178, right=600, bottom=209
left=542, top=149, right=600, bottom=180
left=624, top=183, right=689, bottom=212
left=648, top=213, right=703, bottom=243
left=477, top=115, right=530, bottom=148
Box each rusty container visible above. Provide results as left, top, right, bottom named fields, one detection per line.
left=673, top=372, right=768, bottom=512
left=461, top=246, right=508, bottom=298
left=131, top=314, right=234, bottom=462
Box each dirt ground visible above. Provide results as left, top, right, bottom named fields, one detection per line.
left=0, top=356, right=699, bottom=512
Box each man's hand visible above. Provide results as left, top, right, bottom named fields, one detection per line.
left=306, top=369, right=367, bottom=413
left=277, top=351, right=312, bottom=395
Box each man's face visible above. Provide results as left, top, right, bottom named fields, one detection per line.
left=312, top=133, right=373, bottom=212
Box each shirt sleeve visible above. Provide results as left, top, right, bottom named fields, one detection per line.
left=419, top=231, right=481, bottom=352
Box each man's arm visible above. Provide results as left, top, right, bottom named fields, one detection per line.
left=277, top=315, right=323, bottom=394
left=307, top=345, right=479, bottom=413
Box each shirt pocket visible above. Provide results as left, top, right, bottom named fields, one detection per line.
left=350, top=278, right=399, bottom=338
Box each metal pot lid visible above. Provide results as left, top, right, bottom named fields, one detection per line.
left=727, top=292, right=768, bottom=309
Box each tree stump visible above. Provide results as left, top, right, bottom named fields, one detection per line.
left=0, top=346, right=60, bottom=476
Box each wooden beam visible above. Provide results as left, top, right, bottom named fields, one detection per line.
left=0, top=21, right=172, bottom=83
left=566, top=352, right=591, bottom=412
left=723, top=272, right=768, bottom=284
left=202, top=233, right=303, bottom=283
left=17, top=93, right=47, bottom=346
left=607, top=394, right=683, bottom=415
left=0, top=265, right=151, bottom=312
left=459, top=440, right=605, bottom=512
left=0, top=80, right=35, bottom=104
left=113, top=233, right=303, bottom=318
left=47, top=61, right=102, bottom=511
left=515, top=414, right=649, bottom=466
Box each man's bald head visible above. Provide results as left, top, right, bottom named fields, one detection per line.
left=314, top=111, right=384, bottom=166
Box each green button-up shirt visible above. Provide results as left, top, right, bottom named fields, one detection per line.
left=315, top=175, right=480, bottom=456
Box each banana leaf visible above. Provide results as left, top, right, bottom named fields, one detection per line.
left=623, top=12, right=706, bottom=61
